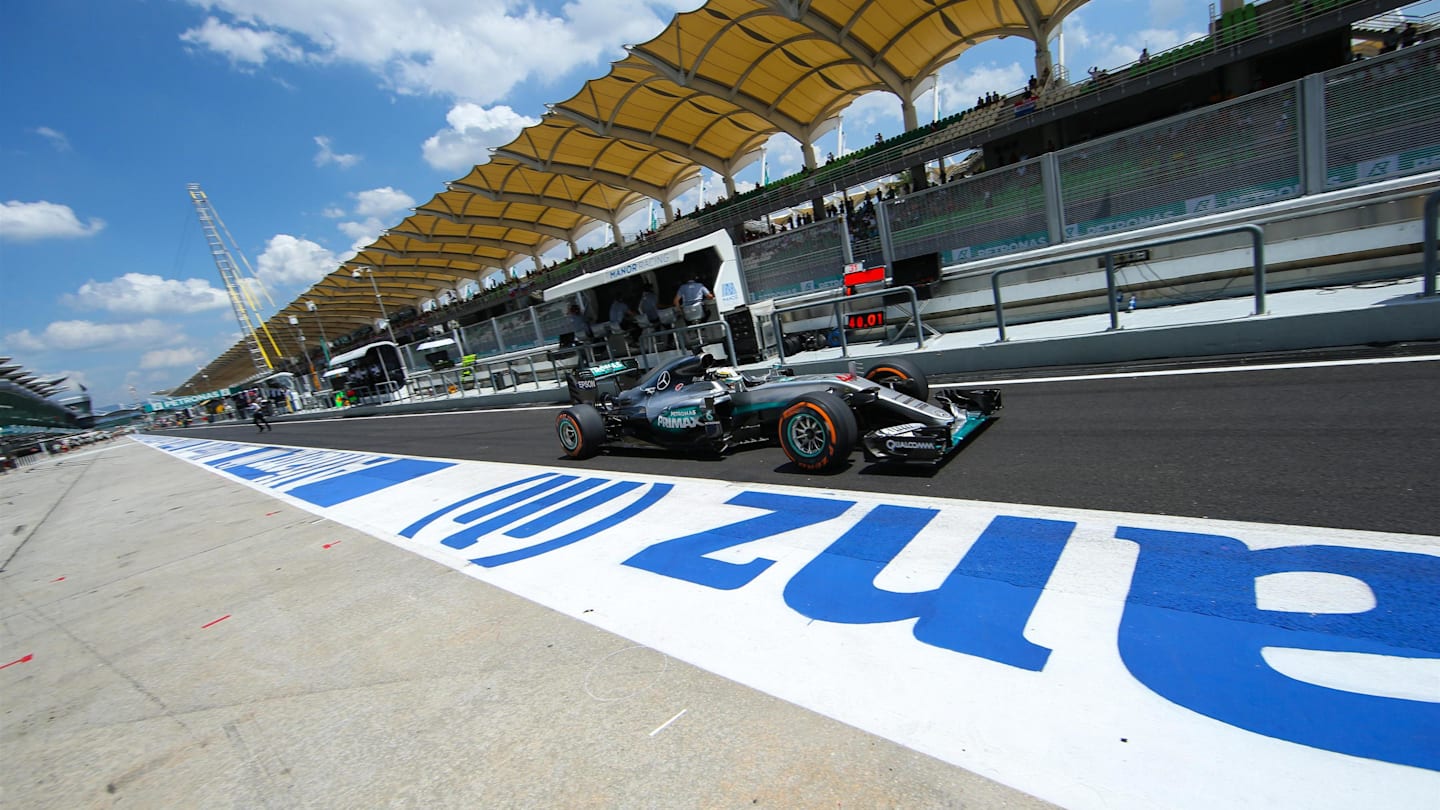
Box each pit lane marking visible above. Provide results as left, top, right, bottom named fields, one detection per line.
left=933, top=352, right=1440, bottom=388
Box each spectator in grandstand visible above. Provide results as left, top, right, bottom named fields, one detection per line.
left=1401, top=23, right=1417, bottom=48
left=1138, top=47, right=1150, bottom=65
left=674, top=276, right=714, bottom=325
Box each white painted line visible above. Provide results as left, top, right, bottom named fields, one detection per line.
left=173, top=401, right=566, bottom=429
left=650, top=708, right=688, bottom=737
left=934, top=353, right=1440, bottom=388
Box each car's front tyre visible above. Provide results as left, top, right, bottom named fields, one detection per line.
left=777, top=392, right=857, bottom=473
left=864, top=358, right=929, bottom=401
left=557, top=405, right=606, bottom=459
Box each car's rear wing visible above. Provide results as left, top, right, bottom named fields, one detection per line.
left=566, top=358, right=642, bottom=404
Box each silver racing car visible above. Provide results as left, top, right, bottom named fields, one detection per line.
left=557, top=354, right=1001, bottom=473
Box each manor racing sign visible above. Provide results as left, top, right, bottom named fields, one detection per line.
left=134, top=436, right=1440, bottom=810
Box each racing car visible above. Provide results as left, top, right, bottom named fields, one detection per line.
left=555, top=353, right=1000, bottom=473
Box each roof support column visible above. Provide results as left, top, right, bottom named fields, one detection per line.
left=801, top=142, right=818, bottom=171
left=723, top=174, right=736, bottom=199
left=900, top=98, right=919, bottom=132
left=532, top=254, right=544, bottom=273
left=1034, top=40, right=1054, bottom=82
left=609, top=218, right=624, bottom=245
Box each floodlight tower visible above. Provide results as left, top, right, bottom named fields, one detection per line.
left=187, top=183, right=282, bottom=375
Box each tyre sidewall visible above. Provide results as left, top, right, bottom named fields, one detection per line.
left=778, top=394, right=855, bottom=472
left=864, top=358, right=929, bottom=401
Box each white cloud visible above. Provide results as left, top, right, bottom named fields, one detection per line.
left=179, top=15, right=305, bottom=66
left=34, top=127, right=71, bottom=151
left=63, top=273, right=230, bottom=315
left=939, top=62, right=1028, bottom=110
left=139, top=347, right=206, bottom=369
left=422, top=103, right=538, bottom=172
left=5, top=319, right=175, bottom=352
left=255, top=234, right=339, bottom=285
left=314, top=135, right=361, bottom=168
left=177, top=1, right=695, bottom=102
left=329, top=187, right=416, bottom=256
left=352, top=186, right=415, bottom=218
left=0, top=200, right=105, bottom=241
left=321, top=206, right=346, bottom=218
left=338, top=218, right=387, bottom=257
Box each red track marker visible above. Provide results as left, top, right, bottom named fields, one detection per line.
left=201, top=615, right=231, bottom=629
left=51, top=576, right=66, bottom=582
left=0, top=654, right=33, bottom=671
left=265, top=511, right=280, bottom=517
left=322, top=541, right=342, bottom=549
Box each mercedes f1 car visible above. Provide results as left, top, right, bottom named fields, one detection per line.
left=556, top=353, right=1000, bottom=473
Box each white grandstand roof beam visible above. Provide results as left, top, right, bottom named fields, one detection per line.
left=544, top=107, right=734, bottom=178
left=444, top=182, right=624, bottom=225
left=378, top=231, right=539, bottom=258
left=764, top=63, right=887, bottom=129
left=366, top=247, right=507, bottom=272
left=621, top=46, right=814, bottom=149
left=398, top=213, right=575, bottom=245
left=390, top=229, right=567, bottom=265
left=1009, top=0, right=1055, bottom=77
left=905, top=22, right=1036, bottom=92
left=490, top=147, right=676, bottom=202
left=758, top=1, right=909, bottom=88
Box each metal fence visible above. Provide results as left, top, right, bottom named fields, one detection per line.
left=1057, top=84, right=1300, bottom=240
left=738, top=217, right=848, bottom=302
left=733, top=40, right=1438, bottom=296
left=888, top=156, right=1048, bottom=263
left=1324, top=42, right=1440, bottom=189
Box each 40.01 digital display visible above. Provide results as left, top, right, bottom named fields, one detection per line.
left=846, top=310, right=885, bottom=329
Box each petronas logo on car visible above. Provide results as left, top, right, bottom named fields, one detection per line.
left=657, top=406, right=702, bottom=430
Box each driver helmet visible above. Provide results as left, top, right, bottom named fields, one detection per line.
left=710, top=366, right=742, bottom=383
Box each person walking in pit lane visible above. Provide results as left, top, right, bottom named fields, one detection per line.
left=248, top=399, right=271, bottom=432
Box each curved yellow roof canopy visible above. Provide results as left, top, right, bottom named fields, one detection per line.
left=190, top=0, right=1083, bottom=390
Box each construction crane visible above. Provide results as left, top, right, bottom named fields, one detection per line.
left=187, top=183, right=283, bottom=376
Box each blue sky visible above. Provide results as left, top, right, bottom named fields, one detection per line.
left=0, top=0, right=1318, bottom=409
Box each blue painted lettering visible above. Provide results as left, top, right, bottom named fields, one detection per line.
left=785, top=509, right=1074, bottom=670
left=1117, top=527, right=1440, bottom=771
left=624, top=491, right=854, bottom=589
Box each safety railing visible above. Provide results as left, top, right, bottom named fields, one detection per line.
left=769, top=285, right=926, bottom=363
left=989, top=224, right=1266, bottom=342
left=1424, top=189, right=1438, bottom=298
left=636, top=317, right=739, bottom=369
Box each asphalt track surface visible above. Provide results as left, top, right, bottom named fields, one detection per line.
left=158, top=358, right=1440, bottom=537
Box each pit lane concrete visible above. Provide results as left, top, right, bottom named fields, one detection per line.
left=1, top=444, right=1045, bottom=808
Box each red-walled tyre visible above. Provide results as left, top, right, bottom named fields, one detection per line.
left=777, top=392, right=857, bottom=473
left=863, top=358, right=929, bottom=401
left=556, top=405, right=605, bottom=459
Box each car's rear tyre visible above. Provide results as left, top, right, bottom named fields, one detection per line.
left=777, top=392, right=857, bottom=473
left=557, top=405, right=605, bottom=459
left=864, top=358, right=929, bottom=401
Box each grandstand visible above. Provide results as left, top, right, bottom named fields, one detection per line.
left=175, top=0, right=1438, bottom=397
